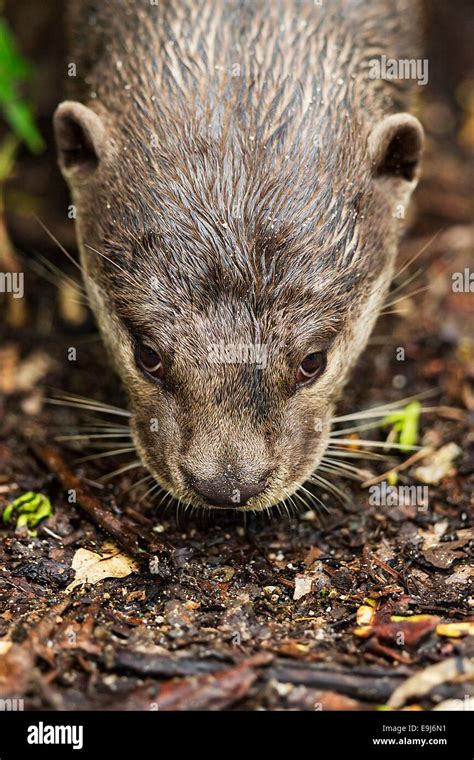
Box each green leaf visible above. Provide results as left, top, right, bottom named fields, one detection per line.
left=382, top=401, right=421, bottom=452
left=2, top=491, right=53, bottom=531
left=0, top=20, right=33, bottom=80
left=0, top=18, right=44, bottom=153
left=3, top=100, right=44, bottom=152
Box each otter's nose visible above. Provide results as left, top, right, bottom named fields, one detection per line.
left=193, top=478, right=266, bottom=507
left=183, top=470, right=267, bottom=507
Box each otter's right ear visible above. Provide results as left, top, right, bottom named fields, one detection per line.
left=53, top=101, right=107, bottom=180
left=369, top=113, right=424, bottom=186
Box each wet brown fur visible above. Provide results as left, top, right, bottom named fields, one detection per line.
left=57, top=0, right=423, bottom=510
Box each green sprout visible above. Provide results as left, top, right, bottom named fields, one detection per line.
left=387, top=470, right=399, bottom=486
left=2, top=491, right=53, bottom=532
left=0, top=18, right=44, bottom=165
left=381, top=400, right=421, bottom=452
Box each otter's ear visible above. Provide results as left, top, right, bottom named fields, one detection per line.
left=369, top=113, right=424, bottom=184
left=53, top=101, right=106, bottom=179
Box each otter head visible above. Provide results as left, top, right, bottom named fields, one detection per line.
left=54, top=100, right=423, bottom=511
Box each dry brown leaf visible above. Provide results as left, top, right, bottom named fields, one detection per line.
left=413, top=443, right=461, bottom=485
left=66, top=544, right=138, bottom=592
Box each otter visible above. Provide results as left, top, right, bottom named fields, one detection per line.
left=54, top=0, right=424, bottom=511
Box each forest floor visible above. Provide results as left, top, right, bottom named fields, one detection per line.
left=0, top=76, right=473, bottom=711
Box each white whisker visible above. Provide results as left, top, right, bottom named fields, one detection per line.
left=320, top=456, right=369, bottom=478
left=85, top=244, right=140, bottom=288
left=121, top=474, right=155, bottom=496
left=330, top=438, right=421, bottom=451
left=298, top=484, right=329, bottom=513
left=394, top=229, right=443, bottom=281
left=140, top=480, right=163, bottom=503
left=77, top=447, right=137, bottom=463
left=318, top=464, right=364, bottom=482
left=47, top=398, right=131, bottom=418
left=331, top=390, right=434, bottom=423
left=310, top=473, right=349, bottom=502
left=383, top=285, right=429, bottom=309
left=56, top=433, right=132, bottom=442
left=386, top=267, right=423, bottom=299
left=34, top=214, right=84, bottom=275
left=325, top=446, right=387, bottom=461
left=100, top=461, right=144, bottom=481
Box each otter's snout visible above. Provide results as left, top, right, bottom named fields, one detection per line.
left=182, top=468, right=269, bottom=508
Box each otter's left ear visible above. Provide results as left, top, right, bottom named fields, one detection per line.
left=53, top=101, right=107, bottom=181
left=369, top=113, right=424, bottom=185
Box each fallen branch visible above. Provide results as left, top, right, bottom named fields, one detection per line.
left=361, top=447, right=433, bottom=487
left=155, top=654, right=272, bottom=710
left=31, top=444, right=173, bottom=578
left=265, top=661, right=410, bottom=702
left=108, top=647, right=234, bottom=678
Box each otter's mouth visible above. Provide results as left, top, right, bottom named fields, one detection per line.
left=138, top=465, right=283, bottom=512
left=131, top=421, right=333, bottom=513
left=136, top=453, right=322, bottom=514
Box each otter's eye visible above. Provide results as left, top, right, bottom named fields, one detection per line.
left=136, top=344, right=164, bottom=381
left=296, top=351, right=327, bottom=388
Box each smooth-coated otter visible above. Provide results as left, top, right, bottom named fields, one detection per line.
left=54, top=0, right=424, bottom=511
